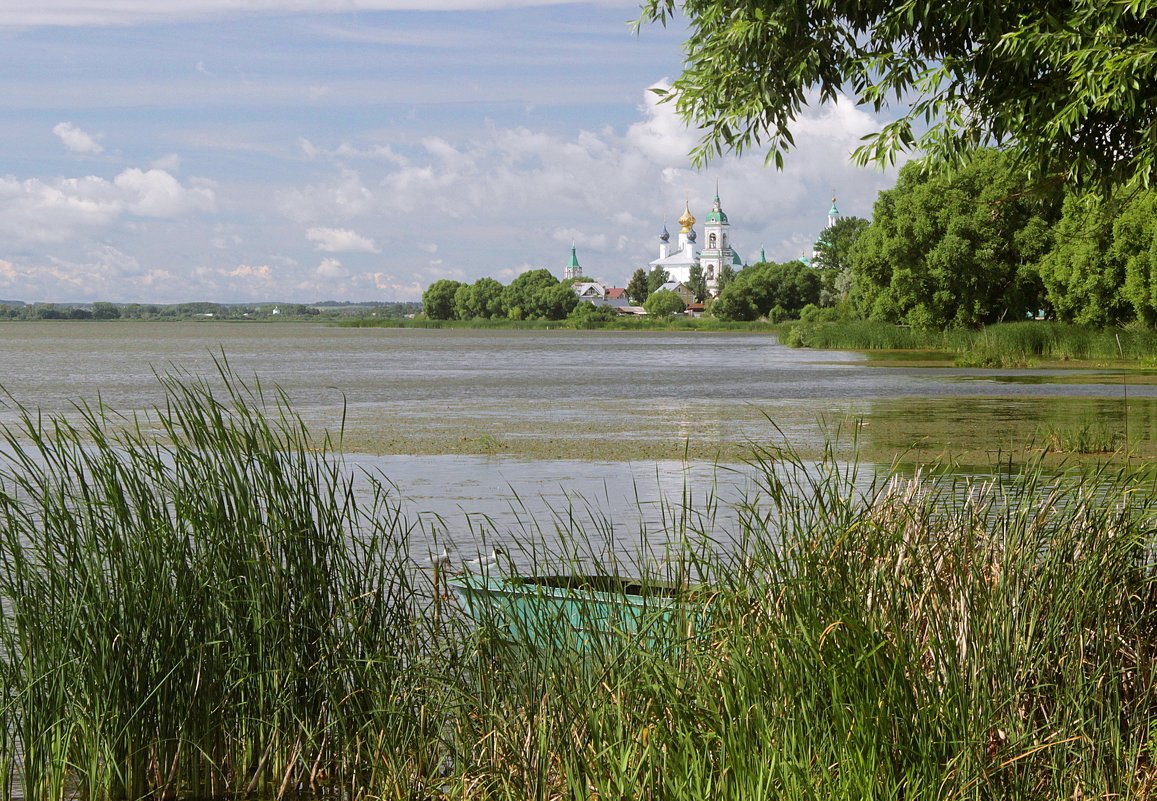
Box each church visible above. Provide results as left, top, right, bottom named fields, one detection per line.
left=650, top=190, right=744, bottom=297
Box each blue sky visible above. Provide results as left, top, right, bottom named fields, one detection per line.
left=0, top=0, right=901, bottom=303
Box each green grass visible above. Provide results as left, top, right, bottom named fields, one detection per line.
left=0, top=368, right=1156, bottom=799
left=787, top=319, right=1157, bottom=366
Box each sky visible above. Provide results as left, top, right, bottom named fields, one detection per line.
left=0, top=0, right=903, bottom=304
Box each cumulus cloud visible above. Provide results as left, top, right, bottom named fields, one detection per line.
left=3, top=76, right=899, bottom=303
left=0, top=168, right=215, bottom=246
left=277, top=83, right=897, bottom=286
left=229, top=264, right=273, bottom=280
left=316, top=257, right=347, bottom=278
left=52, top=122, right=103, bottom=154
left=114, top=168, right=215, bottom=217
left=306, top=227, right=380, bottom=253
left=279, top=168, right=374, bottom=222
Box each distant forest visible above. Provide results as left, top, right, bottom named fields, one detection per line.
left=0, top=300, right=422, bottom=321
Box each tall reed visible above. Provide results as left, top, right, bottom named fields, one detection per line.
left=0, top=363, right=450, bottom=800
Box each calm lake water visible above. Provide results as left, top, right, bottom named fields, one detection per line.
left=1, top=321, right=1153, bottom=566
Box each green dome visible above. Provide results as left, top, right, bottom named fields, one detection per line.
left=706, top=192, right=728, bottom=224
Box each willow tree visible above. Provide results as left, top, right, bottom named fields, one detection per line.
left=637, top=0, right=1157, bottom=190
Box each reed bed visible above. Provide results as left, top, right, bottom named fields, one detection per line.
left=787, top=319, right=1157, bottom=366
left=0, top=369, right=1155, bottom=799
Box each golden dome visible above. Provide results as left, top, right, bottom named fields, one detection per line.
left=677, top=200, right=696, bottom=234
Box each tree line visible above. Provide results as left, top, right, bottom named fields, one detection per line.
left=0, top=302, right=421, bottom=321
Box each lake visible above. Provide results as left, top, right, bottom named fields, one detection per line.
left=1, top=321, right=1153, bottom=566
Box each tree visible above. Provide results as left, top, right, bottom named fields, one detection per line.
left=454, top=277, right=506, bottom=320
left=712, top=261, right=822, bottom=321
left=687, top=264, right=708, bottom=303
left=422, top=279, right=464, bottom=320
left=850, top=150, right=1061, bottom=329
left=716, top=263, right=736, bottom=295
left=1115, top=190, right=1157, bottom=325
left=503, top=269, right=558, bottom=320
left=644, top=289, right=687, bottom=317
left=813, top=217, right=869, bottom=273
left=532, top=282, right=580, bottom=320
left=91, top=302, right=121, bottom=320
left=814, top=216, right=870, bottom=306
left=647, top=267, right=670, bottom=295
left=637, top=0, right=1157, bottom=190
left=1035, top=189, right=1157, bottom=326
left=627, top=268, right=650, bottom=304
left=569, top=302, right=620, bottom=326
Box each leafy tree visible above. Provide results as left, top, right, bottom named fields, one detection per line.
left=626, top=268, right=650, bottom=304
left=454, top=277, right=506, bottom=320
left=715, top=263, right=736, bottom=295
left=644, top=289, right=687, bottom=317
left=713, top=261, right=822, bottom=321
left=91, top=302, right=121, bottom=320
left=502, top=269, right=577, bottom=320
left=1116, top=190, right=1157, bottom=325
left=850, top=150, right=1061, bottom=329
left=647, top=267, right=670, bottom=295
left=422, top=279, right=464, bottom=320
left=637, top=0, right=1157, bottom=190
left=687, top=264, right=708, bottom=303
left=1036, top=190, right=1157, bottom=326
left=568, top=302, right=620, bottom=326
left=531, top=282, right=580, bottom=320
left=813, top=217, right=869, bottom=273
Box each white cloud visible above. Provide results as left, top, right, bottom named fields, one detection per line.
left=114, top=168, right=215, bottom=217
left=279, top=168, right=375, bottom=222
left=316, top=257, right=347, bottom=278
left=52, top=122, right=103, bottom=154
left=0, top=168, right=215, bottom=246
left=306, top=226, right=380, bottom=253
left=229, top=264, right=273, bottom=281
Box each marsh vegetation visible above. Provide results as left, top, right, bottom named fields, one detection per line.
left=0, top=370, right=1156, bottom=799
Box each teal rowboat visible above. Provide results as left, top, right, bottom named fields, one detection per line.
left=447, top=572, right=707, bottom=651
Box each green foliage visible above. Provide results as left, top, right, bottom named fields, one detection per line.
left=713, top=261, right=821, bottom=321
left=502, top=269, right=577, bottom=320
left=813, top=216, right=869, bottom=272
left=851, top=150, right=1061, bottom=329
left=454, top=276, right=506, bottom=320
left=715, top=262, right=736, bottom=294
left=0, top=366, right=425, bottom=799
left=422, top=278, right=465, bottom=320
left=643, top=288, right=687, bottom=317
left=686, top=263, right=708, bottom=302
left=1038, top=188, right=1157, bottom=326
left=626, top=267, right=650, bottom=304
left=567, top=302, right=620, bottom=327
left=637, top=0, right=1157, bottom=191
left=90, top=301, right=120, bottom=320
left=647, top=266, right=671, bottom=295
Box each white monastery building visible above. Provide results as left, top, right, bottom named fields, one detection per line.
left=649, top=190, right=744, bottom=297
